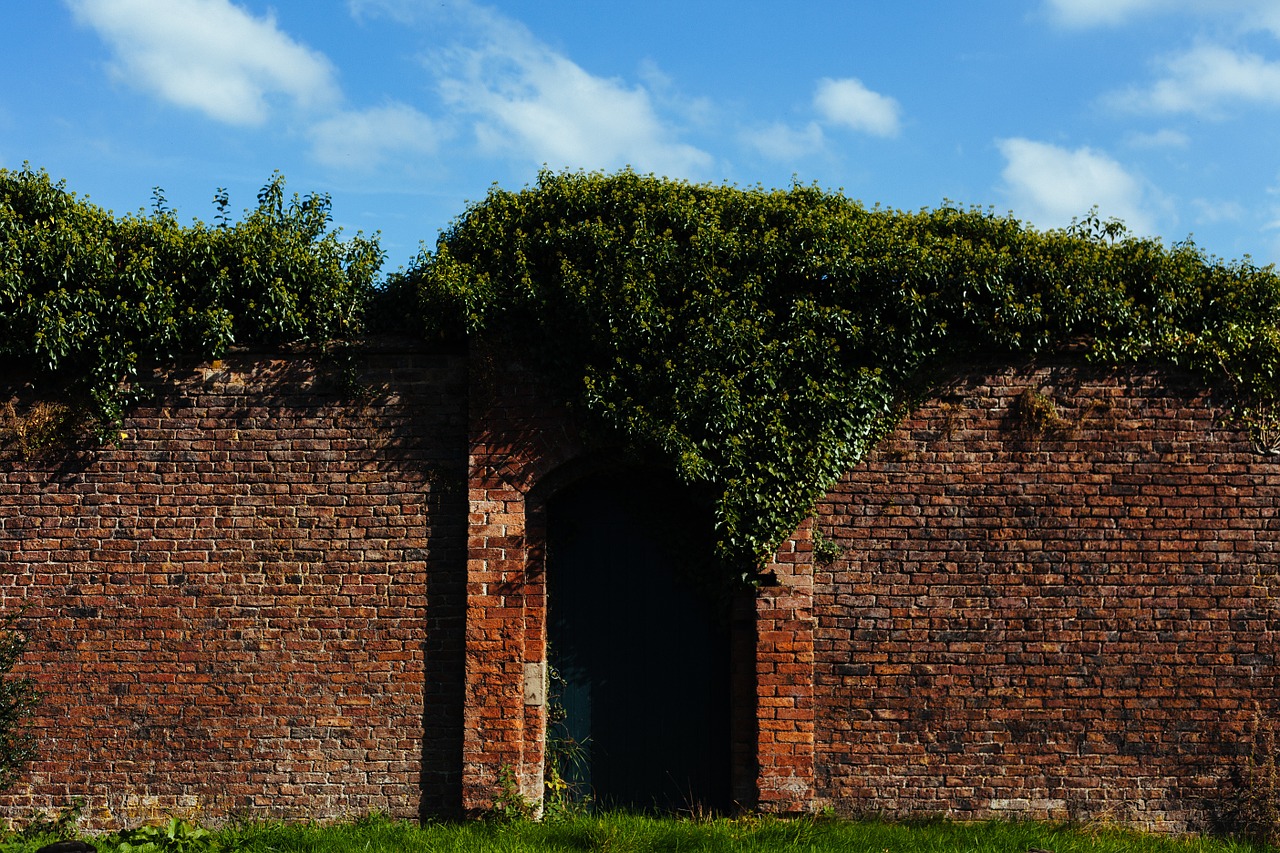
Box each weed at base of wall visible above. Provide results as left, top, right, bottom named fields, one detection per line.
left=1213, top=715, right=1280, bottom=844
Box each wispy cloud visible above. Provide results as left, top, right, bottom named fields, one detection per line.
left=65, top=0, right=339, bottom=126
left=431, top=4, right=712, bottom=176
left=744, top=77, right=901, bottom=164
left=1108, top=44, right=1280, bottom=116
left=997, top=138, right=1160, bottom=236
left=310, top=103, right=441, bottom=169
left=345, top=0, right=421, bottom=25
left=1044, top=0, right=1268, bottom=28
left=743, top=122, right=825, bottom=161
left=1125, top=128, right=1190, bottom=148
left=1046, top=1, right=1280, bottom=118
left=1192, top=198, right=1246, bottom=224
left=637, top=60, right=716, bottom=133
left=1046, top=0, right=1183, bottom=28
left=813, top=78, right=902, bottom=138
left=1257, top=7, right=1280, bottom=39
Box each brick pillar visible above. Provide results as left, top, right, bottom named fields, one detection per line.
left=461, top=471, right=544, bottom=812
left=754, top=518, right=817, bottom=812
left=460, top=352, right=580, bottom=814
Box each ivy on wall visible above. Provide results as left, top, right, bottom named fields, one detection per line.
left=0, top=164, right=383, bottom=435
left=403, top=169, right=1280, bottom=572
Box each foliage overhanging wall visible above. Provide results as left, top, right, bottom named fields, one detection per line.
left=405, top=169, right=1280, bottom=571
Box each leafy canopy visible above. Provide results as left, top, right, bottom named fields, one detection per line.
left=406, top=169, right=1280, bottom=571
left=0, top=164, right=383, bottom=432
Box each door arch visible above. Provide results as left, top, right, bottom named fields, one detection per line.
left=544, top=468, right=730, bottom=812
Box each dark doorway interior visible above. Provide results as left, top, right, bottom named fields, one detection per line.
left=546, top=469, right=730, bottom=813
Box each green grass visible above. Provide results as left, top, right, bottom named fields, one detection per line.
left=3, top=813, right=1277, bottom=853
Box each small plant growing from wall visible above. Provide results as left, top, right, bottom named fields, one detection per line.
left=543, top=656, right=592, bottom=817
left=112, top=816, right=218, bottom=853
left=812, top=528, right=843, bottom=566
left=1013, top=388, right=1072, bottom=439
left=1239, top=401, right=1280, bottom=456
left=487, top=765, right=538, bottom=823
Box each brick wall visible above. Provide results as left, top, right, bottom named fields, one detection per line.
left=0, top=351, right=1276, bottom=831
left=0, top=346, right=468, bottom=826
left=812, top=365, right=1280, bottom=831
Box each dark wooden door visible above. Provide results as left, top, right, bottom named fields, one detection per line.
left=546, top=471, right=729, bottom=813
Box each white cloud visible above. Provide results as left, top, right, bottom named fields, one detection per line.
left=65, top=0, right=338, bottom=126
left=1108, top=44, right=1280, bottom=116
left=812, top=78, right=902, bottom=138
left=744, top=77, right=901, bottom=163
left=1049, top=1, right=1280, bottom=121
left=310, top=102, right=441, bottom=169
left=997, top=138, right=1159, bottom=236
left=433, top=8, right=712, bottom=176
left=743, top=122, right=825, bottom=161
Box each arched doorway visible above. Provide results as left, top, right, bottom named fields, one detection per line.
left=545, top=469, right=730, bottom=813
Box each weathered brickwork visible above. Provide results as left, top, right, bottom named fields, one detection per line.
left=461, top=349, right=586, bottom=811
left=812, top=365, right=1280, bottom=831
left=0, top=347, right=468, bottom=826
left=0, top=351, right=1275, bottom=830
left=753, top=521, right=816, bottom=812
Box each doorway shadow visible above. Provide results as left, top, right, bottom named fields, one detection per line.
left=544, top=468, right=731, bottom=814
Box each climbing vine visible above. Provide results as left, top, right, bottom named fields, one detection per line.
left=403, top=169, right=1280, bottom=572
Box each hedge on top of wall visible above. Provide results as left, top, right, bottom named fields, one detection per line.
left=0, top=164, right=383, bottom=436
left=402, top=169, right=1280, bottom=573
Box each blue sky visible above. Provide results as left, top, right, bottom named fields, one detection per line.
left=5, top=0, right=1280, bottom=270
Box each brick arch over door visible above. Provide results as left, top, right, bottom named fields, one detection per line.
left=461, top=358, right=818, bottom=814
